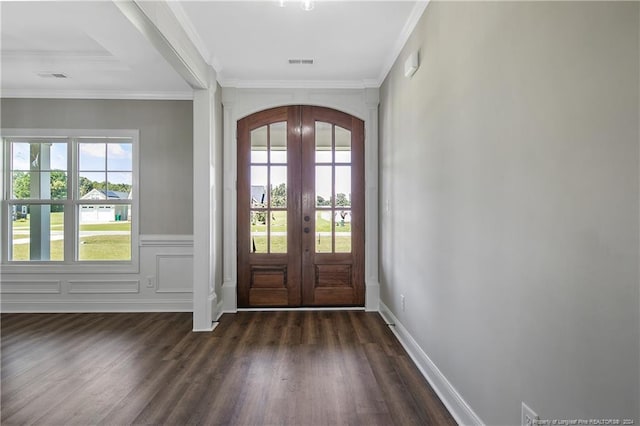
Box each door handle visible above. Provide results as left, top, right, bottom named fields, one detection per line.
left=304, top=215, right=310, bottom=222
left=304, top=227, right=310, bottom=233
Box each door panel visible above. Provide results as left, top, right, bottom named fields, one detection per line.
left=301, top=106, right=364, bottom=306
left=238, top=105, right=363, bottom=307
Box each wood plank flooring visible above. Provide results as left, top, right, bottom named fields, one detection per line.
left=1, top=311, right=456, bottom=425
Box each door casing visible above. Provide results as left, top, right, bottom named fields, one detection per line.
left=219, top=87, right=380, bottom=312
left=237, top=105, right=365, bottom=307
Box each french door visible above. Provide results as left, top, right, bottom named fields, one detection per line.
left=237, top=106, right=364, bottom=307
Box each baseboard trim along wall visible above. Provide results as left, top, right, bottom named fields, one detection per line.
left=378, top=301, right=484, bottom=426
left=0, top=234, right=195, bottom=313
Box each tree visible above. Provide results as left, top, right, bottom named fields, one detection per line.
left=50, top=171, right=67, bottom=200
left=78, top=176, right=94, bottom=197
left=316, top=195, right=331, bottom=207
left=271, top=183, right=287, bottom=208
left=335, top=193, right=350, bottom=207
left=12, top=172, right=30, bottom=199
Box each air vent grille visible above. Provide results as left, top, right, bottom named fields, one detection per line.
left=37, top=72, right=69, bottom=79
left=288, top=59, right=314, bottom=65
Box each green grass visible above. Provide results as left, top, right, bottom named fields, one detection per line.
left=250, top=236, right=351, bottom=254
left=250, top=210, right=352, bottom=254
left=11, top=240, right=64, bottom=261
left=14, top=212, right=130, bottom=232
left=78, top=235, right=131, bottom=261
left=250, top=211, right=351, bottom=232
left=11, top=212, right=131, bottom=261
left=11, top=235, right=131, bottom=261
left=80, top=222, right=131, bottom=231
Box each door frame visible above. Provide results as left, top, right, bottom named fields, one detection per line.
left=220, top=87, right=380, bottom=312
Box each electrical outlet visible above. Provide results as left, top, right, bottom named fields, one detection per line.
left=521, top=402, right=538, bottom=426
left=401, top=294, right=406, bottom=312
left=146, top=276, right=154, bottom=288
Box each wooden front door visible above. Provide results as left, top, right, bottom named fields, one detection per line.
left=237, top=106, right=364, bottom=307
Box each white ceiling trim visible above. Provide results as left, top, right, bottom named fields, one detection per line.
left=218, top=78, right=380, bottom=90
left=376, top=0, right=430, bottom=86
left=1, top=89, right=193, bottom=100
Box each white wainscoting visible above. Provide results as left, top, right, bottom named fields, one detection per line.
left=0, top=280, right=62, bottom=294
left=0, top=235, right=194, bottom=312
left=155, top=254, right=193, bottom=293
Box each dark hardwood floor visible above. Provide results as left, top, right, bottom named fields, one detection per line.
left=1, top=311, right=456, bottom=425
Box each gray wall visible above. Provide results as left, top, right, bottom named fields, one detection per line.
left=379, top=2, right=639, bottom=424
left=1, top=98, right=193, bottom=234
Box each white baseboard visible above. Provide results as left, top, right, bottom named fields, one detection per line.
left=378, top=301, right=484, bottom=426
left=215, top=300, right=225, bottom=321
left=1, top=299, right=192, bottom=313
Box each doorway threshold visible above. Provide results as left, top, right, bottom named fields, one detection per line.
left=237, top=307, right=366, bottom=312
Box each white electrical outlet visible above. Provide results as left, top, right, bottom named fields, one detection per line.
left=401, top=294, right=406, bottom=311
left=521, top=402, right=538, bottom=426
left=146, top=276, right=154, bottom=288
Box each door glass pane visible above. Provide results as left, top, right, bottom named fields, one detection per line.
left=251, top=126, right=268, bottom=163
left=335, top=210, right=351, bottom=253
left=10, top=204, right=64, bottom=261
left=316, top=166, right=332, bottom=208
left=270, top=166, right=287, bottom=208
left=78, top=204, right=131, bottom=261
left=315, top=122, right=332, bottom=163
left=334, top=166, right=351, bottom=208
left=315, top=211, right=332, bottom=253
left=250, top=211, right=267, bottom=253
left=270, top=211, right=287, bottom=253
left=270, top=122, right=287, bottom=163
left=251, top=166, right=268, bottom=207
left=335, top=126, right=351, bottom=163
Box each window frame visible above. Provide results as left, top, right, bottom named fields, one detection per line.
left=1, top=129, right=140, bottom=274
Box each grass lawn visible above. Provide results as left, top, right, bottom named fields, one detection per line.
left=250, top=211, right=351, bottom=253
left=11, top=212, right=131, bottom=261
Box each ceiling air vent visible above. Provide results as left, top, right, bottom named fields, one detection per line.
left=37, top=72, right=69, bottom=79
left=288, top=59, right=314, bottom=65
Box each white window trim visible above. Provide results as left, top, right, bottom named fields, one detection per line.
left=1, top=128, right=140, bottom=274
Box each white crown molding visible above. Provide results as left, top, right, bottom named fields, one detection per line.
left=218, top=79, right=380, bottom=90
left=376, top=0, right=430, bottom=86
left=0, top=89, right=193, bottom=100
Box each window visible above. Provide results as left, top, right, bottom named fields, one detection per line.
left=2, top=129, right=139, bottom=272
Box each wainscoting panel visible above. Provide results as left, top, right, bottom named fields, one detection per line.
left=0, top=280, right=61, bottom=294
left=68, top=280, right=140, bottom=294
left=0, top=235, right=195, bottom=312
left=156, top=254, right=194, bottom=293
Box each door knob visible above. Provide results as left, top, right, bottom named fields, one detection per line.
left=304, top=215, right=310, bottom=222
left=304, top=227, right=310, bottom=233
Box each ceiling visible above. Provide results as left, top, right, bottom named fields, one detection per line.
left=1, top=1, right=425, bottom=99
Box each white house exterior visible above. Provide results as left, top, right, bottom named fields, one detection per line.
left=80, top=189, right=131, bottom=223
